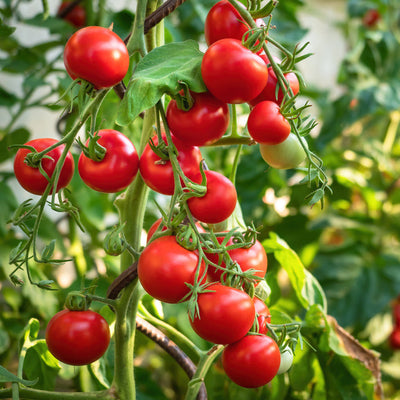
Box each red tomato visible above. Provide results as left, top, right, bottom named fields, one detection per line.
left=389, top=328, right=400, bottom=349
left=393, top=300, right=400, bottom=325
left=64, top=26, right=129, bottom=89
left=166, top=91, right=229, bottom=146
left=259, top=133, right=307, bottom=170
left=45, top=309, right=110, bottom=366
left=363, top=9, right=380, bottom=28
left=13, top=138, right=74, bottom=196
left=138, top=236, right=206, bottom=303
left=206, top=237, right=267, bottom=284
left=78, top=129, right=139, bottom=193
left=139, top=134, right=202, bottom=195
left=249, top=55, right=299, bottom=107
left=189, top=283, right=255, bottom=344
left=187, top=170, right=237, bottom=224
left=58, top=2, right=86, bottom=28
left=201, top=38, right=268, bottom=104
left=222, top=334, right=281, bottom=388
left=205, top=0, right=265, bottom=50
left=247, top=100, right=291, bottom=145
left=253, top=297, right=271, bottom=334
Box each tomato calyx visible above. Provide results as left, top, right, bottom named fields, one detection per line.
left=65, top=291, right=90, bottom=311
left=248, top=0, right=277, bottom=19
left=77, top=132, right=107, bottom=162
left=173, top=83, right=195, bottom=111
left=103, top=224, right=128, bottom=256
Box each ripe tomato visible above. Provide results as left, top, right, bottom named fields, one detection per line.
left=139, top=134, right=202, bottom=195
left=206, top=237, right=267, bottom=285
left=389, top=328, right=400, bottom=349
left=205, top=0, right=265, bottom=49
left=14, top=138, right=74, bottom=196
left=259, top=133, right=307, bottom=170
left=166, top=91, right=229, bottom=146
left=222, top=334, right=281, bottom=388
left=78, top=129, right=139, bottom=193
left=247, top=100, right=291, bottom=145
left=189, top=283, right=255, bottom=344
left=58, top=1, right=86, bottom=28
left=201, top=38, right=268, bottom=104
left=138, top=236, right=206, bottom=303
left=249, top=55, right=299, bottom=107
left=253, top=297, right=271, bottom=334
left=45, top=309, right=110, bottom=366
left=363, top=9, right=380, bottom=28
left=187, top=170, right=237, bottom=224
left=64, top=26, right=129, bottom=89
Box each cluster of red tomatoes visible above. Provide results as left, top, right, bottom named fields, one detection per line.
left=389, top=296, right=400, bottom=349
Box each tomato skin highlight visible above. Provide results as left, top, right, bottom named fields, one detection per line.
left=138, top=236, right=206, bottom=303
left=166, top=91, right=229, bottom=146
left=139, top=134, right=203, bottom=195
left=189, top=283, right=255, bottom=344
left=58, top=1, right=86, bottom=28
left=206, top=237, right=267, bottom=285
left=14, top=138, right=74, bottom=195
left=247, top=100, right=291, bottom=145
left=259, top=133, right=307, bottom=170
left=64, top=26, right=129, bottom=89
left=222, top=334, right=281, bottom=388
left=201, top=38, right=268, bottom=104
left=45, top=309, right=110, bottom=366
left=78, top=129, right=139, bottom=193
left=187, top=170, right=237, bottom=224
left=204, top=0, right=265, bottom=50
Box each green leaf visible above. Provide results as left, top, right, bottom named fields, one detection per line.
left=117, top=40, right=206, bottom=125
left=0, top=85, right=19, bottom=106
left=0, top=18, right=15, bottom=38
left=263, top=232, right=327, bottom=310
left=0, top=127, right=30, bottom=163
left=0, top=365, right=38, bottom=386
left=0, top=181, right=18, bottom=235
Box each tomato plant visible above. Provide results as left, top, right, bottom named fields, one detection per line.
left=187, top=170, right=237, bottom=224
left=78, top=129, right=139, bottom=193
left=247, top=100, right=291, bottom=144
left=13, top=138, right=74, bottom=195
left=253, top=297, right=271, bottom=334
left=166, top=91, right=230, bottom=146
left=201, top=38, right=268, bottom=104
left=45, top=309, right=110, bottom=366
left=64, top=26, right=129, bottom=89
left=139, top=134, right=202, bottom=195
left=222, top=334, right=281, bottom=388
left=189, top=283, right=255, bottom=344
left=138, top=236, right=206, bottom=303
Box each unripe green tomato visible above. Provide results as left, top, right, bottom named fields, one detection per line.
left=259, top=133, right=308, bottom=170
left=277, top=346, right=293, bottom=374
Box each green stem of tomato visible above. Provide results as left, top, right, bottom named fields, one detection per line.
left=0, top=388, right=114, bottom=400
left=126, top=0, right=149, bottom=56
left=184, top=345, right=224, bottom=400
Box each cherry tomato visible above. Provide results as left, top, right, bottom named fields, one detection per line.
left=187, top=170, right=237, bottom=224
left=247, top=100, right=291, bottom=145
left=222, top=334, right=281, bottom=388
left=45, top=309, right=110, bottom=366
left=64, top=26, right=129, bottom=89
left=78, top=129, right=139, bottom=193
left=277, top=346, right=294, bottom=374
left=206, top=237, right=267, bottom=285
left=138, top=236, right=206, bottom=303
left=139, top=134, right=202, bottom=195
left=249, top=55, right=299, bottom=107
left=13, top=138, right=74, bottom=196
left=362, top=9, right=380, bottom=28
left=205, top=0, right=265, bottom=50
left=201, top=38, right=268, bottom=104
left=189, top=283, right=255, bottom=344
left=259, top=133, right=307, bottom=169
left=253, top=297, right=271, bottom=334
left=166, top=91, right=229, bottom=146
left=389, top=328, right=400, bottom=349
left=58, top=1, right=86, bottom=28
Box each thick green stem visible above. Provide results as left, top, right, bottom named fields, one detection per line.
left=0, top=388, right=113, bottom=400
